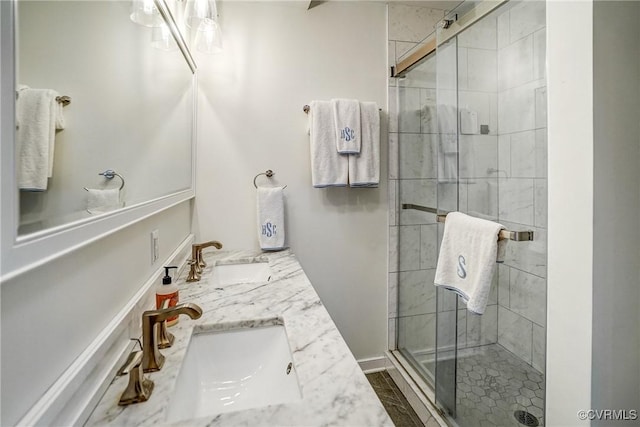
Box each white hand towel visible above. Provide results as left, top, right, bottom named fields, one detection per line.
left=332, top=98, right=361, bottom=154
left=434, top=212, right=506, bottom=314
left=86, top=188, right=121, bottom=214
left=349, top=101, right=380, bottom=187
left=257, top=187, right=285, bottom=251
left=16, top=88, right=60, bottom=190
left=309, top=101, right=348, bottom=187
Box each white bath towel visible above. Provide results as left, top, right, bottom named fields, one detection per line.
left=434, top=212, right=506, bottom=314
left=309, top=101, right=348, bottom=187
left=16, top=87, right=63, bottom=190
left=86, top=188, right=121, bottom=214
left=257, top=186, right=285, bottom=251
left=349, top=101, right=380, bottom=187
left=332, top=98, right=361, bottom=154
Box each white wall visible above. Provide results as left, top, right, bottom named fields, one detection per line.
left=193, top=1, right=388, bottom=361
left=592, top=1, right=640, bottom=422
left=546, top=1, right=593, bottom=425
left=0, top=201, right=192, bottom=426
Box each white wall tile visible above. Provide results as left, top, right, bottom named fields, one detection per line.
left=532, top=323, right=545, bottom=373
left=436, top=40, right=458, bottom=91
left=399, top=179, right=437, bottom=225
left=459, top=135, right=498, bottom=179
left=388, top=4, right=444, bottom=43
left=420, top=89, right=437, bottom=133
left=466, top=178, right=499, bottom=220
left=501, top=220, right=547, bottom=278
left=399, top=133, right=437, bottom=182
left=498, top=306, right=533, bottom=364
left=398, top=87, right=421, bottom=132
left=498, top=264, right=510, bottom=307
left=396, top=41, right=418, bottom=61
left=388, top=317, right=397, bottom=351
left=468, top=49, right=497, bottom=92
left=458, top=90, right=498, bottom=136
left=388, top=41, right=396, bottom=70
left=509, top=269, right=546, bottom=326
left=399, top=225, right=421, bottom=271
left=497, top=9, right=510, bottom=49
left=534, top=179, right=547, bottom=228
left=498, top=178, right=535, bottom=225
left=389, top=179, right=398, bottom=226
left=498, top=80, right=543, bottom=134
left=509, top=0, right=545, bottom=43
left=510, top=130, right=536, bottom=178
left=498, top=35, right=533, bottom=91
left=467, top=304, right=498, bottom=347
left=533, top=29, right=546, bottom=81
left=458, top=13, right=497, bottom=50
left=457, top=179, right=469, bottom=213
left=437, top=181, right=459, bottom=213
left=534, top=129, right=547, bottom=177
left=388, top=132, right=398, bottom=179
left=420, top=224, right=438, bottom=269
left=397, top=313, right=436, bottom=353
left=389, top=226, right=399, bottom=273
left=438, top=134, right=459, bottom=181
left=389, top=272, right=398, bottom=317
left=498, top=134, right=511, bottom=177
left=389, top=86, right=399, bottom=133
left=535, top=86, right=547, bottom=129
left=398, top=269, right=437, bottom=316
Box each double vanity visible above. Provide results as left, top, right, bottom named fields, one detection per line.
left=86, top=250, right=392, bottom=426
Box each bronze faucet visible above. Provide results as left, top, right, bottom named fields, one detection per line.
left=118, top=351, right=154, bottom=406
left=187, top=241, right=223, bottom=282
left=141, top=303, right=203, bottom=372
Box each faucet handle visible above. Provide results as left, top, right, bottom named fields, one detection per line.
left=118, top=351, right=154, bottom=406
left=186, top=259, right=201, bottom=282
left=157, top=299, right=175, bottom=349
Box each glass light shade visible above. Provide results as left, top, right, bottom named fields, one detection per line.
left=151, top=24, right=178, bottom=51
left=130, top=0, right=163, bottom=27
left=184, top=0, right=217, bottom=29
left=195, top=19, right=223, bottom=54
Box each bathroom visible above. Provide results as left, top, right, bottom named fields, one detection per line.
left=0, top=0, right=638, bottom=426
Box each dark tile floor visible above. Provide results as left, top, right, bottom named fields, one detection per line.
left=367, top=371, right=425, bottom=427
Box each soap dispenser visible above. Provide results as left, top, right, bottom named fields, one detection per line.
left=156, top=266, right=179, bottom=326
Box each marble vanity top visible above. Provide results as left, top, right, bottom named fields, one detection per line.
left=85, top=249, right=393, bottom=426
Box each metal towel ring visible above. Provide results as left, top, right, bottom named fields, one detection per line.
left=253, top=170, right=287, bottom=189
left=84, top=169, right=125, bottom=191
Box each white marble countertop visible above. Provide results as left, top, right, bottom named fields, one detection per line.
left=85, top=249, right=393, bottom=426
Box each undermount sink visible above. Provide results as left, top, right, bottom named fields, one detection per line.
left=166, top=324, right=302, bottom=422
left=211, top=261, right=271, bottom=285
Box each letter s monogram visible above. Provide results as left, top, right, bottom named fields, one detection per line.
left=457, top=255, right=467, bottom=279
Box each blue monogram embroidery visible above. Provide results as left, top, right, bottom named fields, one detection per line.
left=261, top=222, right=277, bottom=238
left=457, top=255, right=467, bottom=279
left=340, top=127, right=356, bottom=142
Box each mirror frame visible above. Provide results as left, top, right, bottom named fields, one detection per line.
left=0, top=0, right=197, bottom=281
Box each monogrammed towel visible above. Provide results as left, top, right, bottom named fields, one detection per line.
left=332, top=98, right=361, bottom=154
left=257, top=186, right=285, bottom=251
left=309, top=100, right=348, bottom=187
left=434, top=212, right=505, bottom=314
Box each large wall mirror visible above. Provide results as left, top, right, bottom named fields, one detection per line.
left=1, top=0, right=196, bottom=278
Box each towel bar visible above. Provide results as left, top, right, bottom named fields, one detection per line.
left=401, top=204, right=534, bottom=242
left=303, top=104, right=382, bottom=114
left=253, top=170, right=287, bottom=189
left=56, top=95, right=71, bottom=106
left=83, top=169, right=125, bottom=191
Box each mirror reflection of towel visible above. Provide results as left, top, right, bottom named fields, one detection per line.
left=86, top=188, right=120, bottom=214
left=16, top=86, right=65, bottom=191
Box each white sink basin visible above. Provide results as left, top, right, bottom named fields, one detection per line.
left=166, top=325, right=302, bottom=422
left=211, top=262, right=271, bottom=285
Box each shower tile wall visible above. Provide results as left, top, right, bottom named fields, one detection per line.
left=495, top=1, right=547, bottom=374
left=388, top=3, right=446, bottom=352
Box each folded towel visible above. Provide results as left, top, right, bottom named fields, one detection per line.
left=86, top=188, right=121, bottom=214
left=349, top=101, right=380, bottom=187
left=309, top=101, right=348, bottom=187
left=434, top=212, right=506, bottom=314
left=332, top=98, right=361, bottom=154
left=257, top=186, right=285, bottom=251
left=16, top=87, right=63, bottom=191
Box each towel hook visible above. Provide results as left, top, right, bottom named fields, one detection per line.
left=84, top=169, right=125, bottom=191
left=253, top=170, right=287, bottom=189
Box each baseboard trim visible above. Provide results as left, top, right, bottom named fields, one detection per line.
left=16, top=235, right=194, bottom=427
left=358, top=356, right=387, bottom=373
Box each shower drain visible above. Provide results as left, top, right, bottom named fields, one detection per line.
left=514, top=410, right=540, bottom=427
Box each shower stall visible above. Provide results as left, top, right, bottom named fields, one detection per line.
left=390, top=1, right=547, bottom=426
